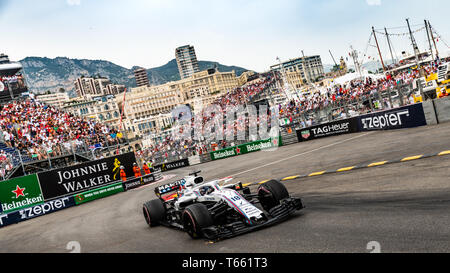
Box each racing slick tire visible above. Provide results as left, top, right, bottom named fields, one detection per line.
left=258, top=180, right=289, bottom=211
left=182, top=203, right=214, bottom=239
left=143, top=199, right=166, bottom=227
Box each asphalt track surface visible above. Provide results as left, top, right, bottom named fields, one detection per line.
left=1, top=122, right=450, bottom=253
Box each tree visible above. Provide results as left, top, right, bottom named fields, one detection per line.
left=59, top=88, right=65, bottom=93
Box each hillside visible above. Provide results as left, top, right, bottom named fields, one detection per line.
left=20, top=57, right=249, bottom=95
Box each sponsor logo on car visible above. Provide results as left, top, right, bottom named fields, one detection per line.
left=157, top=179, right=186, bottom=194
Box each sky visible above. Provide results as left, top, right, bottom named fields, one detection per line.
left=1, top=0, right=449, bottom=72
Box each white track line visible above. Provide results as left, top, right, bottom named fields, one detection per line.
left=229, top=132, right=374, bottom=178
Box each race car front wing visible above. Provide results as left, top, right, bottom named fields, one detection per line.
left=201, top=197, right=304, bottom=241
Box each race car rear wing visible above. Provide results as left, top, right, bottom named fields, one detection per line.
left=155, top=178, right=186, bottom=197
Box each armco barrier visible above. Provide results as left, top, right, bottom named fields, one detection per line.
left=434, top=96, right=450, bottom=124
left=210, top=137, right=283, bottom=161
left=422, top=100, right=438, bottom=125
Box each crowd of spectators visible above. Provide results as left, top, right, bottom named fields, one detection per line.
left=0, top=99, right=124, bottom=171
left=137, top=59, right=450, bottom=164
left=0, top=150, right=13, bottom=179
left=0, top=74, right=27, bottom=92
left=278, top=60, right=446, bottom=125
left=136, top=73, right=278, bottom=164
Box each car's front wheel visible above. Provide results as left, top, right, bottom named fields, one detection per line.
left=182, top=203, right=214, bottom=239
left=258, top=180, right=289, bottom=211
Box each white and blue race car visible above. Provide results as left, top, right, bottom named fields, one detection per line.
left=143, top=171, right=304, bottom=240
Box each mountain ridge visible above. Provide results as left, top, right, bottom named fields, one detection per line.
left=19, top=56, right=250, bottom=96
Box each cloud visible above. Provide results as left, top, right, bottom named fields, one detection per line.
left=366, top=0, right=381, bottom=5
left=67, top=0, right=81, bottom=6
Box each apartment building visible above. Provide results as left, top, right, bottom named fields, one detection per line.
left=35, top=92, right=69, bottom=108
left=175, top=45, right=200, bottom=79
left=62, top=95, right=122, bottom=130
left=133, top=68, right=150, bottom=87
left=270, top=55, right=325, bottom=83
left=74, top=77, right=125, bottom=97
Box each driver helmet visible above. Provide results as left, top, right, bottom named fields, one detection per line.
left=200, top=186, right=214, bottom=196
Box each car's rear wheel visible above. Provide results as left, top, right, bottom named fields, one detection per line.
left=143, top=199, right=166, bottom=227
left=258, top=180, right=289, bottom=211
left=182, top=203, right=214, bottom=239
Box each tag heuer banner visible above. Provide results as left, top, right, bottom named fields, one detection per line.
left=0, top=174, right=44, bottom=214
left=210, top=137, right=283, bottom=161
left=37, top=152, right=136, bottom=201
left=296, top=118, right=359, bottom=142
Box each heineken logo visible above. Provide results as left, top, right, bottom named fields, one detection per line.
left=75, top=194, right=85, bottom=202
left=213, top=149, right=236, bottom=159
left=0, top=175, right=44, bottom=214
left=246, top=141, right=274, bottom=152
left=1, top=195, right=44, bottom=213
left=12, top=185, right=26, bottom=199
left=272, top=138, right=278, bottom=146
left=211, top=138, right=282, bottom=160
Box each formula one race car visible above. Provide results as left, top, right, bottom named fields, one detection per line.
left=142, top=171, right=304, bottom=240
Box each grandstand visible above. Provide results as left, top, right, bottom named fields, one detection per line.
left=0, top=55, right=132, bottom=180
